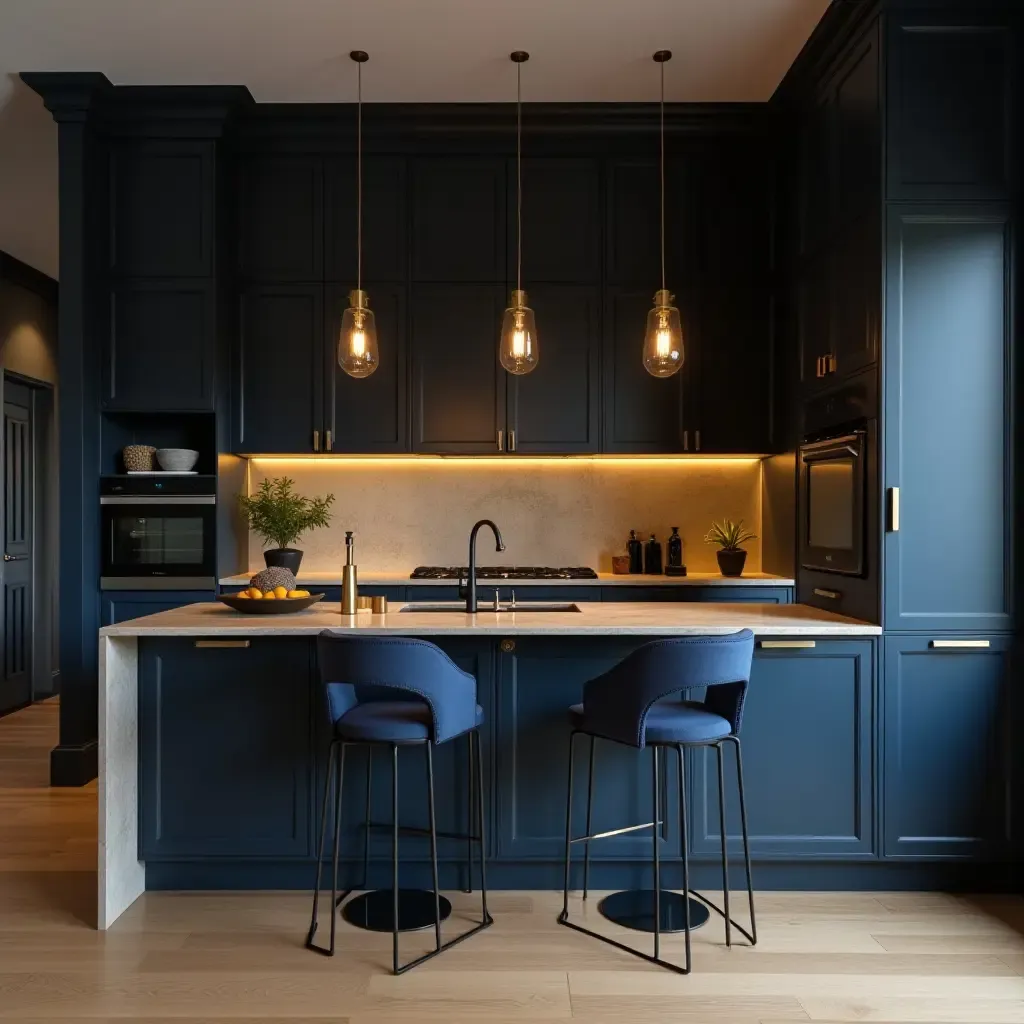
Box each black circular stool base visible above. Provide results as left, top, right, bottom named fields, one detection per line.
left=597, top=889, right=710, bottom=933
left=341, top=888, right=452, bottom=933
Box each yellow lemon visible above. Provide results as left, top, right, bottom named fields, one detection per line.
left=248, top=588, right=263, bottom=599
left=273, top=586, right=289, bottom=600
left=262, top=590, right=276, bottom=600
left=295, top=589, right=310, bottom=598
left=286, top=589, right=303, bottom=599
left=235, top=591, right=250, bottom=599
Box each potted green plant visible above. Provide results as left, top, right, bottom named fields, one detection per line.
left=239, top=477, right=335, bottom=574
left=704, top=518, right=757, bottom=577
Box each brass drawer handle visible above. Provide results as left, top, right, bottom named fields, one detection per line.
left=194, top=640, right=251, bottom=649
left=759, top=640, right=816, bottom=649
left=930, top=640, right=990, bottom=649
left=813, top=588, right=840, bottom=600
left=888, top=487, right=900, bottom=532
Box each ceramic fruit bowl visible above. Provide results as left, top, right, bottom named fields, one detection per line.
left=218, top=593, right=324, bottom=614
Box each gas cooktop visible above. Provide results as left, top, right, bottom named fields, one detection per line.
left=410, top=566, right=598, bottom=581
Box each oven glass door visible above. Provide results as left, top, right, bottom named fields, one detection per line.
left=800, top=433, right=865, bottom=575
left=102, top=499, right=216, bottom=581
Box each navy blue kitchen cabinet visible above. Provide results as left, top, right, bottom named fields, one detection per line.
left=883, top=207, right=1014, bottom=632
left=235, top=284, right=324, bottom=453
left=690, top=638, right=875, bottom=859
left=102, top=591, right=214, bottom=626
left=883, top=635, right=1014, bottom=859
left=405, top=586, right=598, bottom=604
left=104, top=280, right=216, bottom=411
left=139, top=637, right=314, bottom=860
left=603, top=586, right=793, bottom=605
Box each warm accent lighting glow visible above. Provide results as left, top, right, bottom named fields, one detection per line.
left=338, top=291, right=378, bottom=377
left=643, top=290, right=684, bottom=377
left=248, top=455, right=765, bottom=467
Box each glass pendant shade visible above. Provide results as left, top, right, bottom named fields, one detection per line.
left=499, top=289, right=539, bottom=375
left=643, top=289, right=684, bottom=378
left=338, top=289, right=379, bottom=378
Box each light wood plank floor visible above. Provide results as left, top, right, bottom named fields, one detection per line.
left=2, top=699, right=1023, bottom=1021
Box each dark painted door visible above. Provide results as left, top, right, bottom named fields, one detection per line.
left=236, top=284, right=324, bottom=454
left=883, top=635, right=1013, bottom=859
left=883, top=207, right=1013, bottom=631
left=689, top=639, right=875, bottom=859
left=411, top=284, right=506, bottom=453
left=0, top=383, right=32, bottom=714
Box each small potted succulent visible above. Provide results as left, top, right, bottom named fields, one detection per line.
left=704, top=518, right=757, bottom=577
left=239, top=477, right=335, bottom=574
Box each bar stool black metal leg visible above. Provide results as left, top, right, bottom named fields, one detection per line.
left=464, top=731, right=474, bottom=893
left=391, top=742, right=400, bottom=975
left=715, top=741, right=732, bottom=947
left=732, top=736, right=757, bottom=945
left=559, top=731, right=576, bottom=920
left=582, top=735, right=595, bottom=900
left=473, top=728, right=491, bottom=924
left=329, top=742, right=346, bottom=956
left=677, top=744, right=692, bottom=973
left=652, top=745, right=661, bottom=961
left=426, top=741, right=442, bottom=952
left=306, top=741, right=336, bottom=953
left=361, top=744, right=372, bottom=890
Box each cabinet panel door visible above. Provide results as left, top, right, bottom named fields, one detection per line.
left=102, top=591, right=213, bottom=626
left=799, top=93, right=833, bottom=256
left=602, top=587, right=793, bottom=604
left=238, top=157, right=323, bottom=282
left=888, top=21, right=1012, bottom=201
left=236, top=285, right=323, bottom=454
left=603, top=288, right=685, bottom=453
left=495, top=638, right=680, bottom=861
left=325, top=284, right=407, bottom=452
left=111, top=141, right=213, bottom=278
left=834, top=23, right=881, bottom=224
left=690, top=640, right=875, bottom=858
left=105, top=281, right=214, bottom=411
left=832, top=214, right=881, bottom=380
left=606, top=161, right=660, bottom=286
left=883, top=635, right=1013, bottom=858
left=510, top=158, right=600, bottom=284
left=411, top=284, right=505, bottom=453
left=139, top=638, right=313, bottom=859
left=884, top=209, right=1013, bottom=631
left=798, top=257, right=833, bottom=391
left=692, top=285, right=772, bottom=453
left=325, top=156, right=406, bottom=282
left=412, top=159, right=504, bottom=282
left=509, top=285, right=599, bottom=453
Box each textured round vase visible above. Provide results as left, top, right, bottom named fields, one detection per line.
left=264, top=548, right=303, bottom=574
left=716, top=549, right=747, bottom=577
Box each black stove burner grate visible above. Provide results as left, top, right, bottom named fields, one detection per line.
left=410, top=565, right=598, bottom=581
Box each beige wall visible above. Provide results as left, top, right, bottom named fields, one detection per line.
left=245, top=458, right=763, bottom=573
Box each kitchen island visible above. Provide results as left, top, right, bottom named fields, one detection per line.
left=99, top=602, right=883, bottom=928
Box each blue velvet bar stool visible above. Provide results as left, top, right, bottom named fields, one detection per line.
left=306, top=633, right=492, bottom=973
left=559, top=630, right=757, bottom=974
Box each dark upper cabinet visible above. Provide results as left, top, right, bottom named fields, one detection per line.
left=412, top=159, right=505, bottom=282
left=104, top=281, right=214, bottom=411
left=508, top=158, right=600, bottom=284
left=883, top=635, right=1014, bottom=859
left=325, top=284, right=407, bottom=452
left=690, top=285, right=772, bottom=454
left=508, top=285, right=599, bottom=454
left=325, top=156, right=406, bottom=282
left=887, top=19, right=1013, bottom=202
left=111, top=141, right=214, bottom=279
left=238, top=156, right=323, bottom=282
left=411, top=284, right=506, bottom=452
left=831, top=214, right=881, bottom=381
left=883, top=207, right=1013, bottom=632
left=799, top=93, right=833, bottom=257
left=235, top=284, right=323, bottom=453
left=603, top=288, right=685, bottom=453
left=834, top=22, right=881, bottom=223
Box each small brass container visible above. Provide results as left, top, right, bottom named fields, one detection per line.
left=371, top=595, right=388, bottom=614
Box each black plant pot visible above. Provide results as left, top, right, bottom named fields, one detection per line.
left=264, top=547, right=303, bottom=574
left=716, top=549, right=747, bottom=577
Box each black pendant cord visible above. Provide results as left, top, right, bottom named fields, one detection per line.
left=357, top=58, right=363, bottom=297
left=516, top=58, right=522, bottom=296
left=659, top=57, right=665, bottom=294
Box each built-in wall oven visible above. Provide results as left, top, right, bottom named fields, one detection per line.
left=100, top=476, right=217, bottom=590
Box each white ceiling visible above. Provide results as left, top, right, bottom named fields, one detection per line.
left=2, top=0, right=829, bottom=103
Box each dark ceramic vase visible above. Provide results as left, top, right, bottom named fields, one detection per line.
left=264, top=547, right=303, bottom=574
left=716, top=549, right=747, bottom=577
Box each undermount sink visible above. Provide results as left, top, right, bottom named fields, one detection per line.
left=399, top=602, right=582, bottom=614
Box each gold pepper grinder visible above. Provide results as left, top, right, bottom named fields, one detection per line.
left=341, top=530, right=358, bottom=614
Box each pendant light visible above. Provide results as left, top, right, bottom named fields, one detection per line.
left=338, top=50, right=379, bottom=379
left=499, top=51, right=539, bottom=375
left=643, top=49, right=684, bottom=378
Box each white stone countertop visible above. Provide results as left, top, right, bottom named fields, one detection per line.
left=100, top=601, right=878, bottom=637
left=218, top=570, right=796, bottom=588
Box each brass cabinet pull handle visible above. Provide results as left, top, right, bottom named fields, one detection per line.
left=194, top=640, right=251, bottom=649
left=325, top=429, right=332, bottom=452
left=826, top=353, right=836, bottom=374
left=759, top=640, right=816, bottom=649
left=497, top=429, right=504, bottom=452
left=813, top=588, right=840, bottom=600
left=312, top=429, right=320, bottom=452
left=682, top=429, right=689, bottom=452
left=930, top=639, right=990, bottom=649
left=815, top=356, right=823, bottom=378
left=509, top=429, right=516, bottom=452
left=888, top=487, right=900, bottom=532
left=695, top=429, right=701, bottom=452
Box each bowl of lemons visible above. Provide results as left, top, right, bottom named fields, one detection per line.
left=218, top=567, right=324, bottom=614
